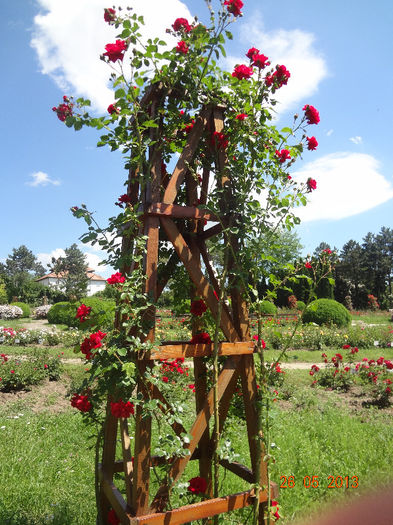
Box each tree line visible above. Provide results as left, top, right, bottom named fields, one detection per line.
left=0, top=244, right=92, bottom=305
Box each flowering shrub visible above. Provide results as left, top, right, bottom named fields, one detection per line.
left=10, top=302, right=31, bottom=318
left=0, top=305, right=23, bottom=320
left=367, top=294, right=379, bottom=310
left=0, top=325, right=81, bottom=347
left=33, top=305, right=53, bottom=319
left=0, top=350, right=62, bottom=392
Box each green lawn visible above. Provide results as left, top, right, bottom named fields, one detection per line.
left=1, top=360, right=392, bottom=524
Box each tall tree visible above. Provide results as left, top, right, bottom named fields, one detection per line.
left=3, top=245, right=45, bottom=301
left=50, top=244, right=88, bottom=300
left=336, top=240, right=366, bottom=308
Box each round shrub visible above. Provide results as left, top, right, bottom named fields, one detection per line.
left=302, top=299, right=351, bottom=327
left=10, top=302, right=31, bottom=318
left=258, top=300, right=277, bottom=315
left=296, top=300, right=306, bottom=312
left=0, top=305, right=23, bottom=320
left=48, top=297, right=115, bottom=330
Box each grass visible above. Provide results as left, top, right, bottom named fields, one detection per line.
left=1, top=318, right=68, bottom=331
left=1, top=345, right=79, bottom=359
left=1, top=358, right=392, bottom=524
left=350, top=310, right=392, bottom=324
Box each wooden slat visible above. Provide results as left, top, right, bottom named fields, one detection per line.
left=120, top=418, right=134, bottom=505
left=193, top=356, right=212, bottom=495
left=219, top=459, right=254, bottom=483
left=143, top=341, right=254, bottom=360
left=150, top=355, right=241, bottom=512
left=239, top=354, right=266, bottom=485
left=99, top=468, right=133, bottom=525
left=163, top=108, right=211, bottom=204
left=132, top=486, right=276, bottom=525
left=132, top=362, right=153, bottom=516
left=199, top=223, right=223, bottom=240
left=147, top=203, right=218, bottom=222
left=160, top=217, right=238, bottom=341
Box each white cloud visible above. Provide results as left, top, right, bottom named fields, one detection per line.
left=27, top=171, right=60, bottom=187
left=31, top=0, right=192, bottom=112
left=292, top=152, right=393, bottom=222
left=37, top=246, right=113, bottom=278
left=326, top=129, right=334, bottom=137
left=228, top=14, right=327, bottom=115
left=350, top=136, right=362, bottom=144
left=36, top=248, right=65, bottom=270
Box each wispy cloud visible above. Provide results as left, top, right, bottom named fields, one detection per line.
left=228, top=13, right=328, bottom=115
left=31, top=0, right=192, bottom=112
left=326, top=129, right=334, bottom=137
left=350, top=136, right=362, bottom=144
left=27, top=171, right=60, bottom=187
left=292, top=152, right=393, bottom=222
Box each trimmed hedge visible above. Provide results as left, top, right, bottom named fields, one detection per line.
left=296, top=300, right=306, bottom=312
left=258, top=300, right=277, bottom=315
left=10, top=302, right=31, bottom=318
left=302, top=298, right=351, bottom=327
left=48, top=297, right=115, bottom=330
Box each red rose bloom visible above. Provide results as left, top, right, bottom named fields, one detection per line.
left=224, top=0, right=244, bottom=17
left=303, top=104, right=320, bottom=125
left=110, top=399, right=135, bottom=418
left=265, top=65, right=290, bottom=89
left=275, top=149, right=291, bottom=163
left=305, top=261, right=312, bottom=269
left=71, top=393, right=92, bottom=412
left=232, top=64, right=253, bottom=80
left=172, top=18, right=192, bottom=33
left=117, top=194, right=131, bottom=207
left=252, top=53, right=270, bottom=69
left=52, top=102, right=73, bottom=122
left=104, top=8, right=116, bottom=23
left=76, top=304, right=92, bottom=323
left=107, top=104, right=120, bottom=115
left=107, top=272, right=126, bottom=284
left=188, top=476, right=207, bottom=494
left=235, top=113, right=248, bottom=120
left=176, top=40, right=189, bottom=54
left=246, top=47, right=259, bottom=60
left=306, top=177, right=317, bottom=191
left=104, top=40, right=127, bottom=62
left=190, top=299, right=207, bottom=316
left=190, top=332, right=212, bottom=344
left=211, top=131, right=229, bottom=150
left=306, top=136, right=318, bottom=150
left=107, top=509, right=120, bottom=525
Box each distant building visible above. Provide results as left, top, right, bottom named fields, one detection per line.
left=36, top=267, right=106, bottom=296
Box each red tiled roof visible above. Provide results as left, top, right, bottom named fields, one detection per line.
left=36, top=267, right=106, bottom=282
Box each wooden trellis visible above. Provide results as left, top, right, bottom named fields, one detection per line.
left=98, top=85, right=278, bottom=525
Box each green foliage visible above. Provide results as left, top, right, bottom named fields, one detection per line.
left=10, top=302, right=31, bottom=318
left=302, top=298, right=351, bottom=327
left=296, top=300, right=306, bottom=311
left=47, top=297, right=115, bottom=330
left=0, top=278, right=7, bottom=304
left=258, top=300, right=277, bottom=315
left=49, top=243, right=89, bottom=300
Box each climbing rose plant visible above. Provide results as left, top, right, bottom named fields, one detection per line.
left=52, top=1, right=321, bottom=522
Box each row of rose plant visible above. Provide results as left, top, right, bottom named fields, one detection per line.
left=308, top=345, right=393, bottom=407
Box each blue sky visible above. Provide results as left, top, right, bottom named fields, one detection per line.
left=2, top=0, right=393, bottom=276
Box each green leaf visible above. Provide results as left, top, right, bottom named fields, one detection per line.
left=117, top=347, right=128, bottom=357
left=74, top=121, right=83, bottom=131
left=115, top=88, right=126, bottom=99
